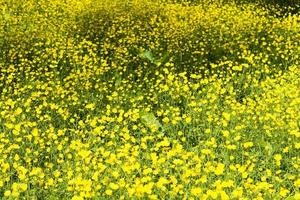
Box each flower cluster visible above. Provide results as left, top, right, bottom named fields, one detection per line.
left=0, top=0, right=300, bottom=199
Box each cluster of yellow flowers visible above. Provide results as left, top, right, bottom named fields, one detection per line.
left=0, top=0, right=300, bottom=199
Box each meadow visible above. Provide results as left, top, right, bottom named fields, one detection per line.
left=0, top=0, right=300, bottom=199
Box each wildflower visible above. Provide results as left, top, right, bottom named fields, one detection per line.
left=105, top=189, right=113, bottom=196
left=191, top=187, right=202, bottom=196
left=215, top=163, right=225, bottom=175
left=243, top=142, right=253, bottom=148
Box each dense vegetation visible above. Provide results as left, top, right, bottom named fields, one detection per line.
left=0, top=0, right=300, bottom=199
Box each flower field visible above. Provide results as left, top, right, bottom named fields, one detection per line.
left=0, top=0, right=300, bottom=199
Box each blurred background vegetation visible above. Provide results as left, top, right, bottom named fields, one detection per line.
left=168, top=0, right=300, bottom=16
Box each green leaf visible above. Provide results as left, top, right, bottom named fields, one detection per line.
left=114, top=74, right=122, bottom=87
left=140, top=111, right=162, bottom=130
left=140, top=50, right=155, bottom=63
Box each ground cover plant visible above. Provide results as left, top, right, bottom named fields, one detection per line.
left=0, top=0, right=300, bottom=199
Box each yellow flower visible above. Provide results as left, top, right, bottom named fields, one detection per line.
left=243, top=142, right=253, bottom=148
left=274, top=154, right=282, bottom=161
left=162, top=117, right=170, bottom=124
left=85, top=103, right=95, bottom=110
left=232, top=187, right=243, bottom=198
left=279, top=188, right=289, bottom=197
left=222, top=130, right=230, bottom=137
left=215, top=163, right=225, bottom=175
left=105, top=189, right=113, bottom=196
left=4, top=190, right=11, bottom=197
left=157, top=177, right=169, bottom=189
left=294, top=179, right=300, bottom=187
left=207, top=190, right=218, bottom=199
left=144, top=182, right=154, bottom=194
left=109, top=183, right=119, bottom=190
left=5, top=123, right=14, bottom=129
left=14, top=107, right=23, bottom=115
left=219, top=190, right=229, bottom=200
left=11, top=190, right=20, bottom=197
left=19, top=183, right=28, bottom=191
left=32, top=128, right=39, bottom=137
left=185, top=116, right=192, bottom=123
left=191, top=187, right=202, bottom=196
left=294, top=193, right=300, bottom=200
left=72, top=195, right=84, bottom=200
left=222, top=112, right=230, bottom=121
